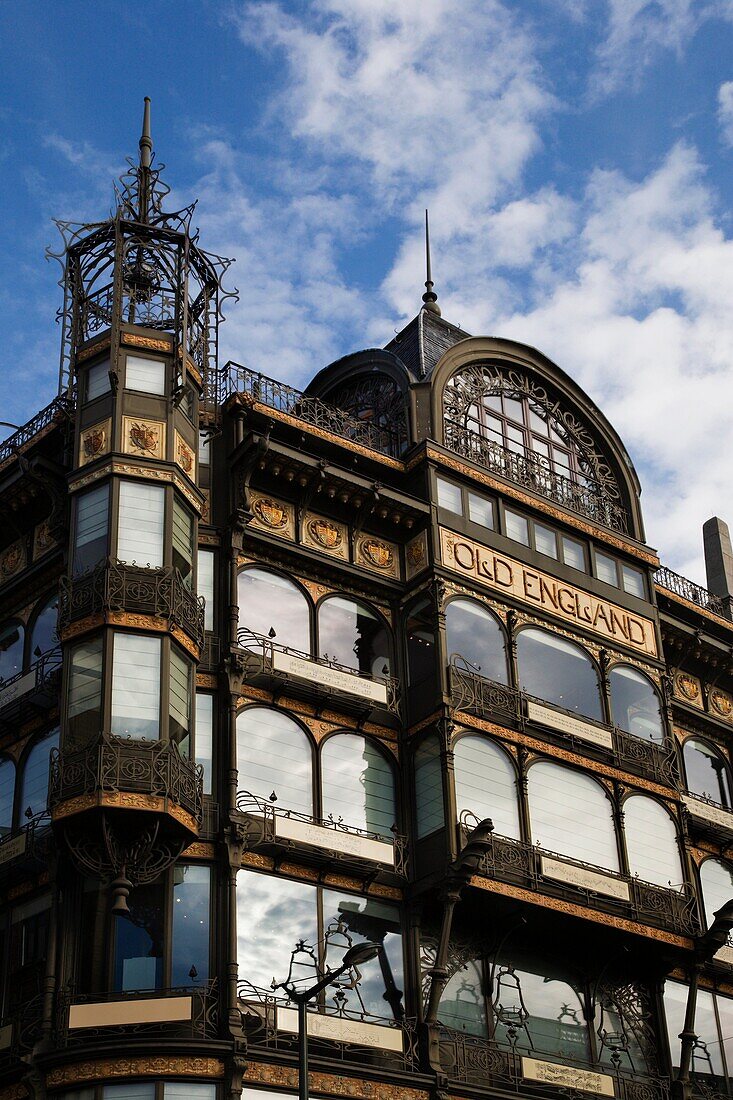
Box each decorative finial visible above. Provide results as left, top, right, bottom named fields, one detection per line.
left=422, top=209, right=441, bottom=316
left=138, top=97, right=153, bottom=222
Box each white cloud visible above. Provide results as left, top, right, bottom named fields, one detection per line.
left=718, top=80, right=733, bottom=145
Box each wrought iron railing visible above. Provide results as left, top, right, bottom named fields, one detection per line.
left=654, top=566, right=728, bottom=617
left=238, top=982, right=418, bottom=1070
left=443, top=420, right=629, bottom=533
left=59, top=560, right=205, bottom=648
left=236, top=628, right=401, bottom=716
left=449, top=662, right=681, bottom=789
left=226, top=363, right=396, bottom=456
left=0, top=812, right=52, bottom=874
left=235, top=790, right=408, bottom=875
left=0, top=395, right=74, bottom=468
left=49, top=733, right=203, bottom=826
left=0, top=994, right=43, bottom=1065
left=56, top=981, right=218, bottom=1045
left=435, top=1025, right=670, bottom=1099
left=462, top=830, right=700, bottom=938
left=0, top=646, right=62, bottom=715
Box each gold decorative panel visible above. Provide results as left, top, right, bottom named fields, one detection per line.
left=709, top=686, right=733, bottom=723
left=0, top=540, right=24, bottom=583
left=33, top=519, right=57, bottom=561
left=248, top=493, right=295, bottom=540
left=174, top=430, right=196, bottom=479
left=405, top=531, right=428, bottom=580
left=356, top=534, right=399, bottom=579
left=122, top=416, right=166, bottom=460
left=673, top=669, right=703, bottom=708
left=78, top=418, right=111, bottom=467
left=303, top=513, right=348, bottom=559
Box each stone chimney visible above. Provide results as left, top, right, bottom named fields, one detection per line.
left=703, top=517, right=733, bottom=617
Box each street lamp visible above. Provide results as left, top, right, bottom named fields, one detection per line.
left=277, top=939, right=381, bottom=1100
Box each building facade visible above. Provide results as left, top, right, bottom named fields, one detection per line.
left=0, top=106, right=732, bottom=1100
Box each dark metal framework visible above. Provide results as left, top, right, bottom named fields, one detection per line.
left=322, top=374, right=409, bottom=457
left=56, top=981, right=219, bottom=1045
left=654, top=566, right=728, bottom=618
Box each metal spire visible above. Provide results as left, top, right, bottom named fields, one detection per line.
left=421, top=209, right=441, bottom=316
left=138, top=96, right=153, bottom=222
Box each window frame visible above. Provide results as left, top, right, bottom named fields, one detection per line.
left=124, top=352, right=168, bottom=397
left=434, top=473, right=496, bottom=533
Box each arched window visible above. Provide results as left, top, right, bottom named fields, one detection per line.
left=0, top=757, right=15, bottom=834
left=321, top=734, right=395, bottom=838
left=454, top=736, right=520, bottom=839
left=415, top=735, right=444, bottom=839
left=517, top=628, right=602, bottom=721
left=683, top=739, right=732, bottom=807
left=238, top=568, right=310, bottom=654
left=0, top=621, right=24, bottom=682
left=445, top=599, right=507, bottom=683
left=493, top=960, right=590, bottom=1062
left=609, top=666, right=664, bottom=742
left=700, top=859, right=733, bottom=929
left=624, top=796, right=682, bottom=889
left=318, top=596, right=391, bottom=677
left=439, top=959, right=487, bottom=1036
left=528, top=761, right=618, bottom=871
left=236, top=708, right=312, bottom=817
left=20, top=728, right=59, bottom=819
left=29, top=595, right=59, bottom=659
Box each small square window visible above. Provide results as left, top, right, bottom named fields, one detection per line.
left=437, top=477, right=463, bottom=515
left=505, top=509, right=529, bottom=546
left=468, top=492, right=493, bottom=529
left=562, top=535, right=586, bottom=571
left=534, top=522, right=558, bottom=559
left=125, top=354, right=166, bottom=396
left=622, top=563, right=646, bottom=599
left=595, top=551, right=618, bottom=586
left=86, top=360, right=111, bottom=402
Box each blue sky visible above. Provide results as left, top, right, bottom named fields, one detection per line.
left=1, top=0, right=733, bottom=579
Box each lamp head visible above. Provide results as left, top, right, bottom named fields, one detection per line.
left=341, top=941, right=381, bottom=968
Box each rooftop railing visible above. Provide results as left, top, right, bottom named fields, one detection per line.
left=0, top=395, right=74, bottom=469
left=654, top=565, right=729, bottom=618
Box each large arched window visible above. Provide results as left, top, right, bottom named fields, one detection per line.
left=317, top=596, right=391, bottom=677
left=445, top=599, right=508, bottom=683
left=493, top=961, right=590, bottom=1062
left=528, top=761, right=618, bottom=871
left=609, top=666, right=664, bottom=743
left=454, top=735, right=520, bottom=839
left=238, top=568, right=311, bottom=654
left=20, top=728, right=59, bottom=819
left=0, top=621, right=24, bottom=683
left=414, top=735, right=444, bottom=839
left=517, top=628, right=603, bottom=721
left=624, top=796, right=683, bottom=889
left=236, top=708, right=312, bottom=816
left=29, top=594, right=59, bottom=659
left=321, top=733, right=395, bottom=838
left=439, top=960, right=487, bottom=1036
left=0, top=757, right=15, bottom=834
left=699, top=859, right=733, bottom=929
left=683, top=738, right=732, bottom=807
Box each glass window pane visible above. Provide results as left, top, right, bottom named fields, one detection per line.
left=439, top=959, right=487, bottom=1035
left=445, top=599, right=507, bottom=683
left=198, top=431, right=211, bottom=465
left=517, top=627, right=602, bottom=721
left=74, top=484, right=109, bottom=574
left=0, top=622, right=24, bottom=682
left=684, top=739, right=732, bottom=806
left=198, top=550, right=214, bottom=632
left=171, top=864, right=210, bottom=987
left=321, top=734, right=395, bottom=837
left=622, top=564, right=645, bottom=598
left=172, top=498, right=194, bottom=580
left=195, top=693, right=213, bottom=795
left=437, top=478, right=462, bottom=514
left=117, top=482, right=164, bottom=568
left=562, top=536, right=585, bottom=571
left=111, top=634, right=161, bottom=739
left=494, top=963, right=589, bottom=1062
left=165, top=1086, right=217, bottom=1100
left=528, top=761, right=619, bottom=871
left=415, top=736, right=444, bottom=839
left=505, top=510, right=529, bottom=546
left=503, top=396, right=524, bottom=423
left=467, top=492, right=493, bottom=528
left=20, top=728, right=59, bottom=819
left=534, top=523, right=557, bottom=558
left=113, top=879, right=164, bottom=991
left=624, top=795, right=683, bottom=889
left=104, top=1084, right=156, bottom=1100
left=86, top=359, right=111, bottom=402
left=125, top=354, right=166, bottom=395
left=30, top=595, right=59, bottom=658
left=0, top=758, right=15, bottom=833
left=318, top=597, right=391, bottom=677
left=67, top=637, right=103, bottom=749
left=238, top=569, right=310, bottom=653
left=407, top=598, right=436, bottom=688
left=609, top=666, right=664, bottom=742
left=454, top=736, right=520, bottom=839
left=322, top=889, right=403, bottom=1020
left=236, top=869, right=317, bottom=991
left=529, top=408, right=549, bottom=436
left=595, top=551, right=618, bottom=586
left=700, top=859, right=733, bottom=928
left=169, top=647, right=191, bottom=753
left=237, top=707, right=312, bottom=815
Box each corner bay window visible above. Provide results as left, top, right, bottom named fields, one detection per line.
left=73, top=483, right=109, bottom=575
left=117, top=482, right=164, bottom=568
left=111, top=634, right=161, bottom=739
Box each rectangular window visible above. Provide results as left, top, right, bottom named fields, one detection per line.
left=111, top=634, right=161, bottom=739
left=504, top=509, right=529, bottom=546
left=169, top=647, right=192, bottom=753
left=622, top=563, right=646, bottom=599
left=195, top=693, right=213, bottom=795
left=73, top=484, right=109, bottom=575
left=117, top=482, right=165, bottom=568
left=125, top=354, right=166, bottom=395
left=86, top=359, right=111, bottom=402
left=534, top=522, right=558, bottom=559
left=172, top=498, right=194, bottom=581
left=595, top=550, right=618, bottom=586
left=67, top=638, right=103, bottom=749
left=198, top=430, right=211, bottom=466
left=198, top=550, right=214, bottom=632
left=436, top=477, right=462, bottom=514
left=171, top=864, right=210, bottom=987
left=468, top=492, right=493, bottom=528
left=562, top=535, right=586, bottom=571
left=113, top=879, right=164, bottom=991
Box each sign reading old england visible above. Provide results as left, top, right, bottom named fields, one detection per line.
left=440, top=529, right=657, bottom=658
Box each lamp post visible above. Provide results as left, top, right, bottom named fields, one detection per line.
left=278, top=940, right=381, bottom=1100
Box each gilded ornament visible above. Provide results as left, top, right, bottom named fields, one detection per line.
left=252, top=497, right=288, bottom=529
left=710, top=688, right=733, bottom=718
left=361, top=537, right=393, bottom=570
left=308, top=517, right=343, bottom=549
left=0, top=542, right=23, bottom=579
left=407, top=538, right=426, bottom=567
left=82, top=426, right=107, bottom=460
left=177, top=438, right=194, bottom=474
left=129, top=422, right=159, bottom=455
left=676, top=672, right=700, bottom=702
